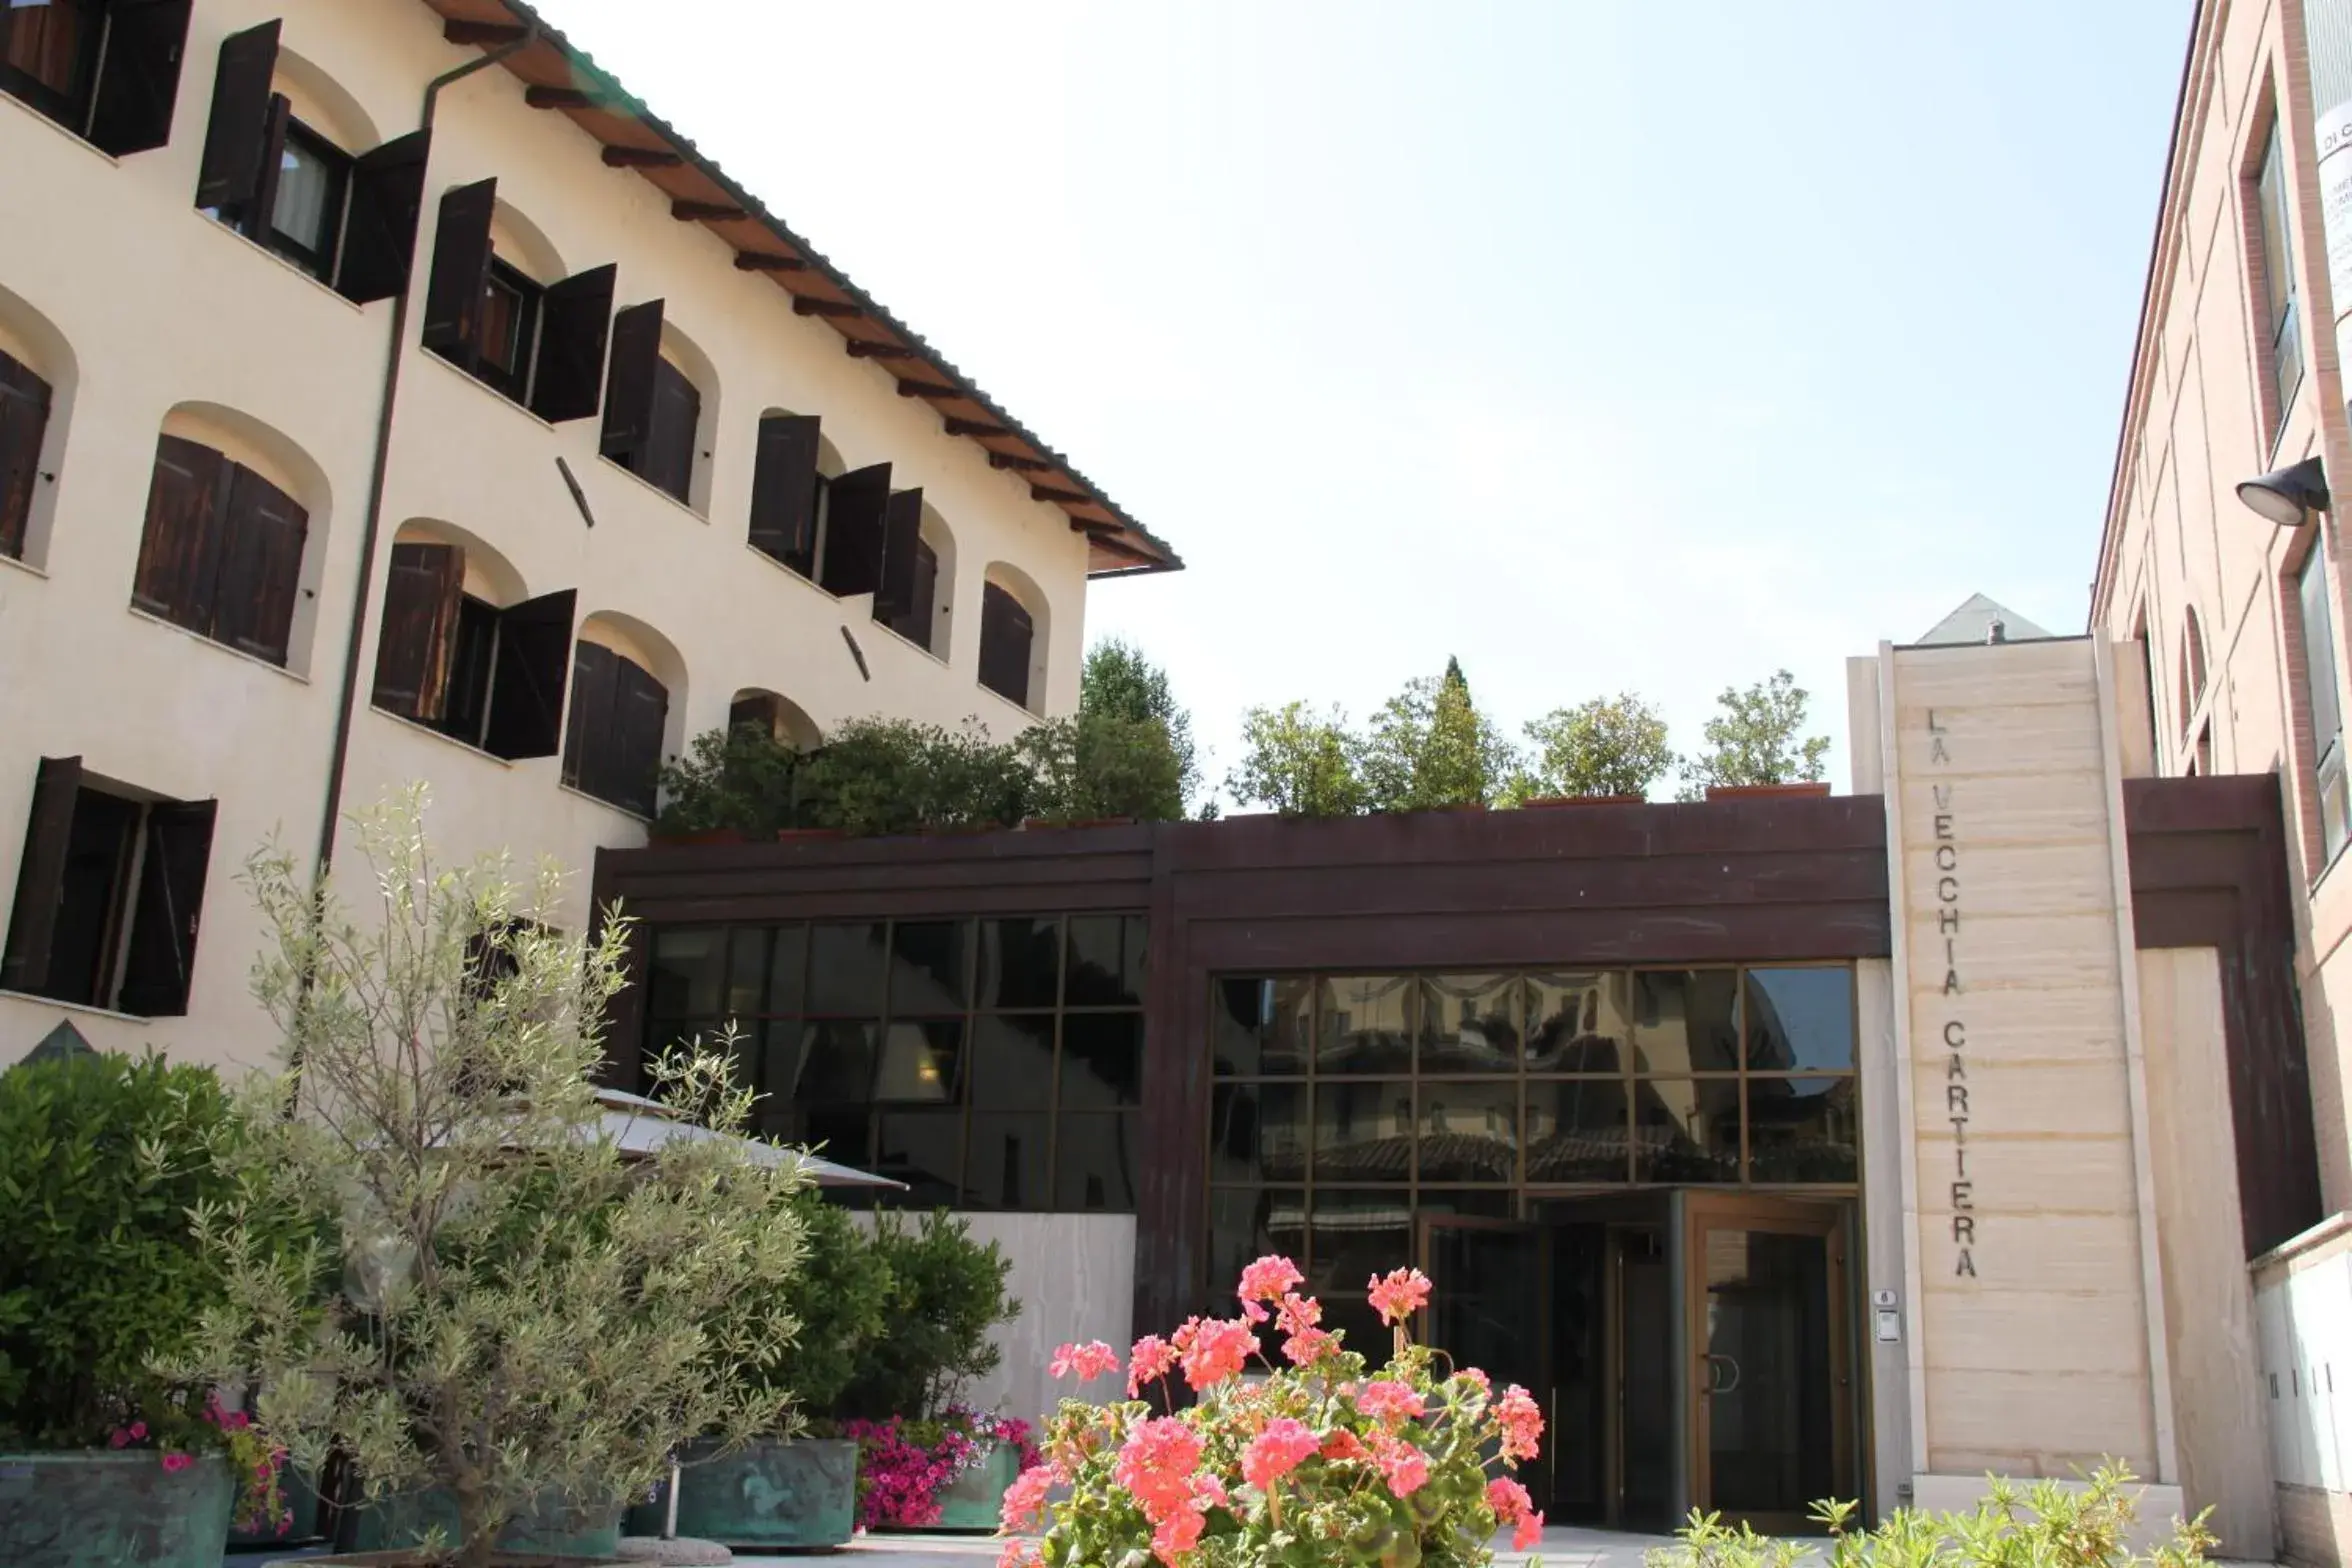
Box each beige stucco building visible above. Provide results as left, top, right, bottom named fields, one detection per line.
left=0, top=0, right=1177, bottom=1070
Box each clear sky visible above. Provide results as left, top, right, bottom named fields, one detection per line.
left=531, top=0, right=2192, bottom=795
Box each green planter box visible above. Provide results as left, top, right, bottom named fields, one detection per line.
left=347, top=1487, right=621, bottom=1557
left=0, top=1451, right=233, bottom=1568
left=904, top=1440, right=1022, bottom=1533
left=625, top=1437, right=857, bottom=1548
left=225, top=1465, right=320, bottom=1548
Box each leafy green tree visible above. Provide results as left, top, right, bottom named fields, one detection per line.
left=836, top=1211, right=1018, bottom=1419
left=1356, top=657, right=1519, bottom=810
left=1081, top=638, right=1201, bottom=810
left=182, top=789, right=810, bottom=1568
left=1510, top=693, right=1677, bottom=801
left=1017, top=708, right=1187, bottom=823
left=1226, top=701, right=1368, bottom=816
left=1678, top=669, right=1832, bottom=799
left=766, top=1192, right=894, bottom=1417
left=792, top=719, right=1033, bottom=835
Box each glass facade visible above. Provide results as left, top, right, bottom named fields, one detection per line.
left=642, top=914, right=1147, bottom=1211
left=1209, top=965, right=1858, bottom=1342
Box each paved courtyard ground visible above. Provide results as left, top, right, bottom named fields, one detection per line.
left=746, top=1524, right=1688, bottom=1567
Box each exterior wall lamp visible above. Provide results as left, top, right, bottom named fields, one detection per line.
left=2237, top=456, right=2332, bottom=528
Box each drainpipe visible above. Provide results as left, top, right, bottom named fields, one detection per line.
left=310, top=24, right=539, bottom=884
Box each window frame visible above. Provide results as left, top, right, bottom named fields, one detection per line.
left=2296, top=541, right=2350, bottom=871
left=0, top=0, right=100, bottom=129
left=475, top=257, right=544, bottom=406
left=257, top=115, right=354, bottom=282
left=2252, top=113, right=2306, bottom=449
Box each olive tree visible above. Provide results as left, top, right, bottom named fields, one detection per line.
left=179, top=789, right=807, bottom=1568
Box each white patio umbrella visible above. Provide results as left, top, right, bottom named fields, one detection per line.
left=592, top=1087, right=904, bottom=1189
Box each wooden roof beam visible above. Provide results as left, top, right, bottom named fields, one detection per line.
left=897, top=381, right=961, bottom=400
left=524, top=86, right=599, bottom=110
left=793, top=297, right=862, bottom=319
left=604, top=147, right=682, bottom=168
left=944, top=418, right=1011, bottom=438
left=989, top=453, right=1055, bottom=472
left=1032, top=484, right=1092, bottom=505
left=672, top=200, right=745, bottom=222
left=445, top=20, right=528, bottom=45
left=846, top=342, right=918, bottom=360
left=733, top=252, right=807, bottom=272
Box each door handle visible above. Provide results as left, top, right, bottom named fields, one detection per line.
left=1703, top=1353, right=1741, bottom=1395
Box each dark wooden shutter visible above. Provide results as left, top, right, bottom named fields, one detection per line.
left=130, top=435, right=226, bottom=631
left=748, top=413, right=821, bottom=570
left=561, top=639, right=619, bottom=797
left=192, top=18, right=277, bottom=210
left=818, top=462, right=892, bottom=597
left=210, top=463, right=307, bottom=665
left=85, top=0, right=190, bottom=157
left=243, top=92, right=290, bottom=241
left=483, top=588, right=576, bottom=761
left=0, top=756, right=84, bottom=996
left=337, top=129, right=431, bottom=305
left=873, top=488, right=925, bottom=623
left=370, top=542, right=463, bottom=719
left=421, top=178, right=497, bottom=366
left=907, top=538, right=938, bottom=649
left=979, top=582, right=1034, bottom=707
left=598, top=298, right=664, bottom=461
left=643, top=360, right=700, bottom=503
left=116, top=798, right=215, bottom=1018
left=531, top=262, right=616, bottom=424
left=611, top=655, right=669, bottom=818
left=0, top=351, right=52, bottom=561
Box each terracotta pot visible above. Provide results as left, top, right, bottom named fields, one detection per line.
left=1521, top=794, right=1645, bottom=808
left=1702, top=782, right=1832, bottom=800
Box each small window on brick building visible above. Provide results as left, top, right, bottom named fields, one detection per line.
left=1, top=757, right=216, bottom=1017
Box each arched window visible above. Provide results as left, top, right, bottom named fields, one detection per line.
left=193, top=24, right=424, bottom=302
left=747, top=410, right=902, bottom=599
left=0, top=285, right=72, bottom=567
left=130, top=404, right=330, bottom=672
left=979, top=563, right=1049, bottom=712
left=563, top=613, right=685, bottom=818
left=728, top=688, right=822, bottom=751
left=2179, top=606, right=2208, bottom=738
left=876, top=499, right=954, bottom=657
left=422, top=181, right=615, bottom=422
left=603, top=308, right=718, bottom=511
left=370, top=522, right=576, bottom=760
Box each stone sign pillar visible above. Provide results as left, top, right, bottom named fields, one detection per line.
left=1874, top=636, right=2183, bottom=1517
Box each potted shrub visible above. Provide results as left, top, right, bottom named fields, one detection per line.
left=635, top=1190, right=893, bottom=1548
left=0, top=1050, right=297, bottom=1568
left=178, top=788, right=811, bottom=1568
left=835, top=1211, right=1025, bottom=1533
left=1004, top=1261, right=1549, bottom=1565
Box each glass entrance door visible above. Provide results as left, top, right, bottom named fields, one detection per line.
left=1682, top=1194, right=1852, bottom=1533
left=1419, top=1217, right=1550, bottom=1502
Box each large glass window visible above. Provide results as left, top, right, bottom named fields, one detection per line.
left=2256, top=120, right=2305, bottom=445
left=642, top=913, right=1147, bottom=1212
left=1208, top=964, right=1858, bottom=1321
left=2300, top=547, right=2349, bottom=864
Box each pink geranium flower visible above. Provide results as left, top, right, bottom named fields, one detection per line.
left=1001, top=1464, right=1056, bottom=1532
left=1487, top=1476, right=1534, bottom=1523
left=1274, top=1291, right=1321, bottom=1335
left=1240, top=1417, right=1318, bottom=1490
left=1368, top=1432, right=1428, bottom=1496
left=1516, top=1509, right=1546, bottom=1550
left=1174, top=1317, right=1258, bottom=1390
left=1356, top=1379, right=1425, bottom=1426
left=1281, top=1325, right=1337, bottom=1366
left=999, top=1541, right=1042, bottom=1568
left=1114, top=1417, right=1206, bottom=1523
left=1495, top=1383, right=1545, bottom=1462
left=1320, top=1428, right=1369, bottom=1463
left=1367, top=1267, right=1432, bottom=1326
left=1235, top=1255, right=1305, bottom=1322
left=1051, top=1340, right=1121, bottom=1381
left=1128, top=1334, right=1179, bottom=1397
left=160, top=1452, right=193, bottom=1474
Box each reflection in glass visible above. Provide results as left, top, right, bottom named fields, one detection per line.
left=1067, top=916, right=1147, bottom=1007
left=648, top=927, right=723, bottom=1018
left=1633, top=1078, right=1741, bottom=1182
left=800, top=1107, right=871, bottom=1169
left=1307, top=1189, right=1416, bottom=1352
left=1631, top=970, right=1740, bottom=1074
left=1416, top=1189, right=1516, bottom=1219
left=808, top=923, right=888, bottom=1014
left=1744, top=968, right=1856, bottom=1072
left=877, top=1112, right=962, bottom=1205
left=1416, top=1080, right=1519, bottom=1182
left=765, top=924, right=808, bottom=1017
left=1056, top=1113, right=1139, bottom=1211
left=726, top=927, right=769, bottom=1021
left=873, top=1019, right=962, bottom=1103
left=1525, top=1079, right=1632, bottom=1183
left=890, top=921, right=969, bottom=1015
left=1417, top=975, right=1520, bottom=1072
left=1213, top=977, right=1311, bottom=1076
left=979, top=917, right=1062, bottom=1009
left=1703, top=1228, right=1835, bottom=1512
left=1747, top=1076, right=1859, bottom=1182
left=1314, top=1081, right=1413, bottom=1182
left=793, top=1020, right=879, bottom=1103
left=1525, top=971, right=1633, bottom=1073
left=969, top=1014, right=1055, bottom=1109
left=758, top=1020, right=802, bottom=1114
left=966, top=1111, right=1049, bottom=1210
left=1317, top=976, right=1414, bottom=1074
left=1210, top=1083, right=1308, bottom=1184
left=1061, top=1013, right=1143, bottom=1108
left=1208, top=1188, right=1304, bottom=1315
